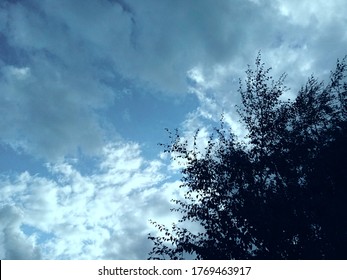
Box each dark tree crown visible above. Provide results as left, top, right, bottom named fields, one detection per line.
left=148, top=53, right=347, bottom=260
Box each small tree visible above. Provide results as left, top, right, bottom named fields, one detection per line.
left=148, top=54, right=347, bottom=259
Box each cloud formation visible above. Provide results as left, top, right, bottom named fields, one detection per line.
left=0, top=142, right=183, bottom=259
left=1, top=0, right=346, bottom=160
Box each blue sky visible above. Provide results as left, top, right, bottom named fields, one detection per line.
left=0, top=0, right=346, bottom=259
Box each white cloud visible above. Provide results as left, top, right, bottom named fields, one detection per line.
left=5, top=65, right=31, bottom=80
left=0, top=141, right=185, bottom=259
left=0, top=205, right=41, bottom=259
left=274, top=0, right=347, bottom=26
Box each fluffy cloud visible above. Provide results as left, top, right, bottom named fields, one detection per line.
left=0, top=205, right=41, bottom=259
left=0, top=142, right=183, bottom=259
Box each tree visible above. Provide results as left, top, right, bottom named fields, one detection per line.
left=148, top=53, right=347, bottom=259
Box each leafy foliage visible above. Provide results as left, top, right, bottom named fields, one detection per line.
left=148, top=53, right=347, bottom=259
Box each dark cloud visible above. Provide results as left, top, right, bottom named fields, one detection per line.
left=0, top=0, right=346, bottom=161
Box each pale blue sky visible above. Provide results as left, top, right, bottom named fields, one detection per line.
left=0, top=0, right=346, bottom=259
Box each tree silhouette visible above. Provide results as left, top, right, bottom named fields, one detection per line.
left=148, top=53, right=347, bottom=259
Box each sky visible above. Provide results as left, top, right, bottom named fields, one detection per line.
left=0, top=0, right=346, bottom=260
